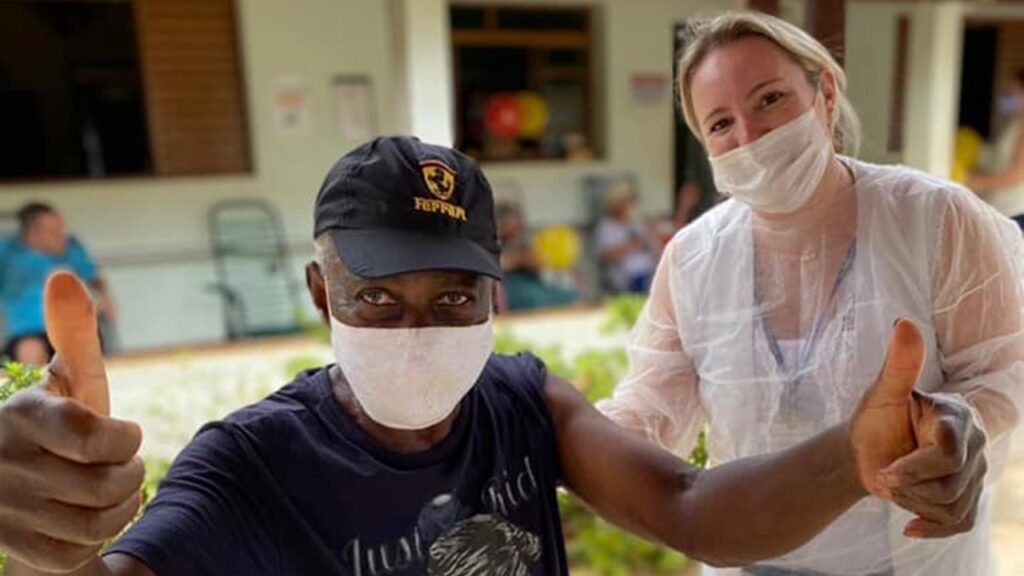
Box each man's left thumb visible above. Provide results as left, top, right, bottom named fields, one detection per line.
left=867, top=318, right=925, bottom=406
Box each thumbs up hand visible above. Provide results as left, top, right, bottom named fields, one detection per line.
left=850, top=319, right=988, bottom=539
left=0, top=272, right=144, bottom=573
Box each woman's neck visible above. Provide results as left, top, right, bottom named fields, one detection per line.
left=752, top=156, right=855, bottom=232
left=750, top=156, right=857, bottom=254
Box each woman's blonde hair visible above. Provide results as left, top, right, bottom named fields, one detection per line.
left=677, top=11, right=861, bottom=155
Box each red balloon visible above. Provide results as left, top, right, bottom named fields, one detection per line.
left=484, top=93, right=522, bottom=139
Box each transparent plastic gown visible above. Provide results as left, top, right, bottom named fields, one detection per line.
left=599, top=158, right=1024, bottom=576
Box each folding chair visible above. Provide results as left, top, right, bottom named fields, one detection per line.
left=207, top=200, right=302, bottom=340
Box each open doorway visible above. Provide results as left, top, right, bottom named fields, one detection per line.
left=958, top=20, right=1024, bottom=145
left=673, top=22, right=718, bottom=223
left=959, top=24, right=998, bottom=139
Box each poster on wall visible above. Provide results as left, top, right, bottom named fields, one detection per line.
left=630, top=74, right=670, bottom=105
left=273, top=76, right=311, bottom=135
left=332, top=75, right=375, bottom=143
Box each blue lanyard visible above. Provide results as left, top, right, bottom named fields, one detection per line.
left=760, top=242, right=857, bottom=378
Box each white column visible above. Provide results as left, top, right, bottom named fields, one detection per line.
left=902, top=1, right=964, bottom=177
left=400, top=0, right=454, bottom=147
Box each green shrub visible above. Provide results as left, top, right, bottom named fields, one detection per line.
left=601, top=294, right=648, bottom=335
left=560, top=490, right=689, bottom=576
left=0, top=361, right=43, bottom=402
left=285, top=355, right=326, bottom=378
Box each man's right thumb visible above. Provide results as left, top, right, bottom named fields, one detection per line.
left=43, top=271, right=110, bottom=416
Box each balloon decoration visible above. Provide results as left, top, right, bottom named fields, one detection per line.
left=484, top=93, right=522, bottom=139
left=515, top=91, right=549, bottom=139
left=951, top=126, right=982, bottom=183
left=533, top=226, right=581, bottom=271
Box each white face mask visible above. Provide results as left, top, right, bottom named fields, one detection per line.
left=330, top=316, right=494, bottom=430
left=998, top=93, right=1021, bottom=116
left=709, top=105, right=833, bottom=214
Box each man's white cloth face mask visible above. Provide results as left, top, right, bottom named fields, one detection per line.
left=329, top=312, right=494, bottom=431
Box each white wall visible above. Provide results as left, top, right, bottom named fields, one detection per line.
left=0, top=0, right=401, bottom=351
left=845, top=2, right=909, bottom=164
left=402, top=0, right=455, bottom=147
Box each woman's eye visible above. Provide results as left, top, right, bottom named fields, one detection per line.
left=760, top=91, right=784, bottom=107
left=359, top=290, right=396, bottom=306
left=438, top=292, right=470, bottom=307
left=708, top=118, right=731, bottom=135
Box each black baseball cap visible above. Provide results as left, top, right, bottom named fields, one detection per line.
left=313, top=136, right=502, bottom=279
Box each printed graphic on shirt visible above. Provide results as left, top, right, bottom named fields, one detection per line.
left=428, top=513, right=540, bottom=576
left=342, top=456, right=542, bottom=576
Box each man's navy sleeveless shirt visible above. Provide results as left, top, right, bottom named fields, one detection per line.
left=107, top=353, right=569, bottom=575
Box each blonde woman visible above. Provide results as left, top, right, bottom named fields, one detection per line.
left=600, top=12, right=1023, bottom=576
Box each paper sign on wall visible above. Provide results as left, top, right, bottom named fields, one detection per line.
left=333, top=75, right=375, bottom=143
left=273, top=76, right=311, bottom=135
left=630, top=74, right=670, bottom=105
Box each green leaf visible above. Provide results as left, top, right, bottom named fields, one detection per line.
left=0, top=361, right=44, bottom=403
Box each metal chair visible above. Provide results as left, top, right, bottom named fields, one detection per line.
left=207, top=200, right=302, bottom=340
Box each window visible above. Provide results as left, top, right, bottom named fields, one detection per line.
left=0, top=0, right=250, bottom=181
left=450, top=5, right=600, bottom=162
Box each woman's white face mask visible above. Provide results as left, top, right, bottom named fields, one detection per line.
left=708, top=103, right=833, bottom=214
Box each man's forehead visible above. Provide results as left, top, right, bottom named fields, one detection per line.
left=331, top=264, right=484, bottom=287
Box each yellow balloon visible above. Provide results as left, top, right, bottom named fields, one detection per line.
left=951, top=161, right=967, bottom=184
left=516, top=92, right=549, bottom=139
left=534, top=226, right=581, bottom=271
left=953, top=127, right=982, bottom=175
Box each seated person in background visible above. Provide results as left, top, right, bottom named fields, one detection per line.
left=651, top=181, right=706, bottom=249
left=673, top=181, right=705, bottom=230
left=595, top=182, right=657, bottom=294
left=497, top=202, right=578, bottom=311
left=0, top=202, right=115, bottom=365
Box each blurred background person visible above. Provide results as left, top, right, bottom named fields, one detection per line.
left=673, top=181, right=704, bottom=231
left=497, top=202, right=579, bottom=311
left=0, top=202, right=115, bottom=365
left=967, top=69, right=1024, bottom=227
left=647, top=182, right=705, bottom=252
left=596, top=181, right=658, bottom=294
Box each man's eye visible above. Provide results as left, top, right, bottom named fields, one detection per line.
left=438, top=292, right=470, bottom=307
left=359, top=290, right=396, bottom=306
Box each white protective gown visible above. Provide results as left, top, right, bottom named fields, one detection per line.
left=599, top=158, right=1024, bottom=576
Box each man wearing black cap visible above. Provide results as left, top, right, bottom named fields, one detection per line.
left=1, top=137, right=949, bottom=576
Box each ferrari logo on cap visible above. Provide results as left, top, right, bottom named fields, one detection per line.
left=421, top=160, right=456, bottom=201
left=414, top=159, right=466, bottom=221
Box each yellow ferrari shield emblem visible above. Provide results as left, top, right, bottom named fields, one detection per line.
left=420, top=160, right=456, bottom=201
